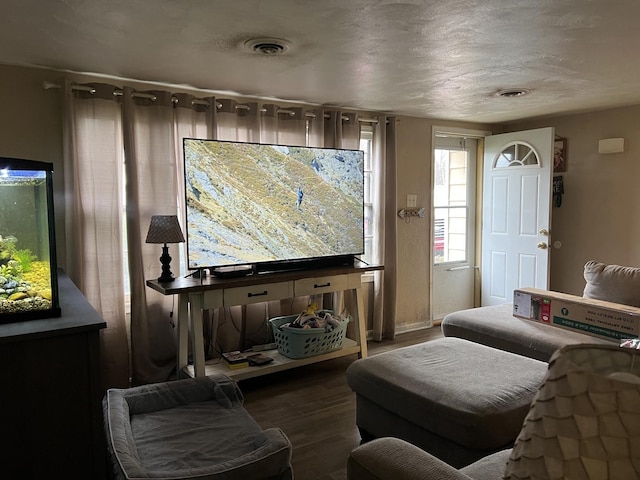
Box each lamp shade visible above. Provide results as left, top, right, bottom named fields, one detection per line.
left=504, top=344, right=640, bottom=480
left=145, top=215, right=185, bottom=244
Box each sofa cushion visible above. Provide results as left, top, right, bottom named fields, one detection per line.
left=583, top=260, right=640, bottom=307
left=347, top=437, right=467, bottom=480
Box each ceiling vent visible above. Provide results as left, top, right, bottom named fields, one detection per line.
left=495, top=88, right=531, bottom=98
left=244, top=38, right=291, bottom=55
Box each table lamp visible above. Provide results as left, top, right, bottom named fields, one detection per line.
left=145, top=215, right=185, bottom=283
left=504, top=343, right=640, bottom=480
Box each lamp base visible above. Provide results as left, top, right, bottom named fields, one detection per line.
left=158, top=244, right=176, bottom=283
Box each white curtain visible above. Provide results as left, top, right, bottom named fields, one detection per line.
left=61, top=80, right=380, bottom=387
left=62, top=81, right=130, bottom=388
left=122, top=88, right=192, bottom=384
left=372, top=117, right=398, bottom=341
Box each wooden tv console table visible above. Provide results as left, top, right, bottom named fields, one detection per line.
left=147, top=264, right=382, bottom=380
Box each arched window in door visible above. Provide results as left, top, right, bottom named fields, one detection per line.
left=494, top=141, right=540, bottom=168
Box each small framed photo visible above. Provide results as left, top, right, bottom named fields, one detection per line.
left=554, top=137, right=567, bottom=172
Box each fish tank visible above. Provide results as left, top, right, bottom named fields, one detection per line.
left=0, top=158, right=60, bottom=323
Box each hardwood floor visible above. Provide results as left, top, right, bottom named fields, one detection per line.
left=240, top=326, right=444, bottom=480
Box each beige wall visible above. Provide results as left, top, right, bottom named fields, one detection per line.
left=394, top=117, right=431, bottom=330
left=392, top=117, right=491, bottom=330
left=2, top=64, right=637, bottom=334
left=504, top=106, right=640, bottom=296
left=0, top=66, right=66, bottom=265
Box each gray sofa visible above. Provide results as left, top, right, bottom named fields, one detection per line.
left=349, top=342, right=640, bottom=480
left=441, top=302, right=614, bottom=362
left=346, top=260, right=640, bottom=479
left=440, top=260, right=639, bottom=361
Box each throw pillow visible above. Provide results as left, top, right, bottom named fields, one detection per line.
left=583, top=260, right=640, bottom=307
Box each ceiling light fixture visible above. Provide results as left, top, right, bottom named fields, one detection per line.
left=244, top=37, right=291, bottom=55
left=495, top=88, right=531, bottom=98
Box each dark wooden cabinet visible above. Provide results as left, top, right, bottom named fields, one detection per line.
left=0, top=271, right=106, bottom=479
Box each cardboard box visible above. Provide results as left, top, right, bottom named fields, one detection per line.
left=513, top=288, right=640, bottom=342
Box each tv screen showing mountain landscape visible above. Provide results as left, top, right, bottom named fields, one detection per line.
left=183, top=138, right=365, bottom=270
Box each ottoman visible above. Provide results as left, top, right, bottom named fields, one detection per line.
left=346, top=337, right=548, bottom=468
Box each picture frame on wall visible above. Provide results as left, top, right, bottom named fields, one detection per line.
left=554, top=137, right=567, bottom=172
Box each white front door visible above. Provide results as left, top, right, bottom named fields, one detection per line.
left=481, top=127, right=554, bottom=306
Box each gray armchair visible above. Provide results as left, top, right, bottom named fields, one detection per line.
left=347, top=437, right=510, bottom=480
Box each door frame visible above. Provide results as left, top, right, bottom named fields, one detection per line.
left=430, top=126, right=490, bottom=322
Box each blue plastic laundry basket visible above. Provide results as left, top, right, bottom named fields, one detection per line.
left=268, top=312, right=351, bottom=359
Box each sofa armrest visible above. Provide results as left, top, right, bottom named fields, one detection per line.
left=347, top=437, right=473, bottom=480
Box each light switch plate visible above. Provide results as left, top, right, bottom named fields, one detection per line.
left=407, top=194, right=417, bottom=207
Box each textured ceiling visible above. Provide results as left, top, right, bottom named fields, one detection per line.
left=2, top=0, right=640, bottom=123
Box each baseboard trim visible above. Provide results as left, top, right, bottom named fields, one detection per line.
left=395, top=321, right=433, bottom=335
left=364, top=320, right=435, bottom=341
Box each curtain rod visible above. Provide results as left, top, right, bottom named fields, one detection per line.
left=43, top=81, right=379, bottom=123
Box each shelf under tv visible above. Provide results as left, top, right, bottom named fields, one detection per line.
left=184, top=338, right=360, bottom=381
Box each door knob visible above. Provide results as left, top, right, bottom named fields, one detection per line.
left=537, top=242, right=548, bottom=249
left=539, top=229, right=549, bottom=236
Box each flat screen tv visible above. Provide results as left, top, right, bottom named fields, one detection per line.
left=183, top=138, right=365, bottom=275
